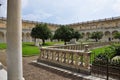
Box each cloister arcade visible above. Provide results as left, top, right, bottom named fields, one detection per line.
left=80, top=30, right=120, bottom=41
left=69, top=17, right=120, bottom=41
left=0, top=17, right=57, bottom=43
left=0, top=31, right=4, bottom=43
left=22, top=32, right=32, bottom=42
left=0, top=29, right=32, bottom=43
left=1, top=16, right=120, bottom=43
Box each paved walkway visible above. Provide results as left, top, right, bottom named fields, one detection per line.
left=0, top=50, right=115, bottom=80
left=0, top=50, right=76, bottom=80
left=34, top=61, right=106, bottom=80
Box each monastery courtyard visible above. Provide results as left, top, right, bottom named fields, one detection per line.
left=0, top=0, right=120, bottom=80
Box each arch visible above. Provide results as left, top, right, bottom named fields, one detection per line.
left=22, top=32, right=26, bottom=42
left=26, top=32, right=31, bottom=42
left=111, top=30, right=118, bottom=40
left=81, top=33, right=85, bottom=38
left=104, top=31, right=112, bottom=41
left=112, top=30, right=118, bottom=35
left=105, top=31, right=111, bottom=37
left=0, top=32, right=4, bottom=37
left=86, top=32, right=91, bottom=38
left=82, top=33, right=85, bottom=36
left=26, top=33, right=30, bottom=37
left=22, top=32, right=25, bottom=37
left=0, top=31, right=4, bottom=43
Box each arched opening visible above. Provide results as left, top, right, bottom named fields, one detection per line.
left=105, top=31, right=110, bottom=37
left=86, top=32, right=90, bottom=39
left=81, top=33, right=85, bottom=38
left=0, top=31, right=4, bottom=43
left=104, top=31, right=111, bottom=41
left=112, top=31, right=118, bottom=35
left=112, top=30, right=118, bottom=40
left=26, top=33, right=31, bottom=42
left=22, top=32, right=26, bottom=42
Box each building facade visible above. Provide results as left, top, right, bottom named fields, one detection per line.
left=68, top=17, right=120, bottom=41
left=0, top=16, right=120, bottom=43
left=0, top=17, right=58, bottom=43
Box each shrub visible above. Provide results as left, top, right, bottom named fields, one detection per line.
left=93, top=53, right=108, bottom=65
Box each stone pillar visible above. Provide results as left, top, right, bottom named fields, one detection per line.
left=6, top=0, right=23, bottom=80
left=30, top=36, right=32, bottom=42
left=84, top=45, right=89, bottom=52
left=22, top=33, right=27, bottom=42
left=84, top=52, right=91, bottom=69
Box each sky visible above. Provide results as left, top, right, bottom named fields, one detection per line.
left=0, top=0, right=120, bottom=24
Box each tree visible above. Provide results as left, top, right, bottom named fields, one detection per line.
left=73, top=31, right=83, bottom=41
left=90, top=31, right=103, bottom=42
left=53, top=28, right=61, bottom=41
left=113, top=32, right=120, bottom=41
left=31, top=27, right=37, bottom=43
left=53, top=25, right=74, bottom=45
left=31, top=24, right=52, bottom=45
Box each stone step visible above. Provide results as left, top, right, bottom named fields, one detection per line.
left=33, top=60, right=106, bottom=80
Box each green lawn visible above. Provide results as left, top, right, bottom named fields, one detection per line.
left=0, top=41, right=64, bottom=56
left=0, top=42, right=39, bottom=56
left=0, top=42, right=118, bottom=58
left=90, top=46, right=110, bottom=63
left=22, top=42, right=39, bottom=56
left=43, top=41, right=64, bottom=46
left=91, top=46, right=109, bottom=54
left=91, top=43, right=120, bottom=56
left=0, top=43, right=7, bottom=50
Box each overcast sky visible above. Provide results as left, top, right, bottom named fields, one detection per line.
left=0, top=0, right=120, bottom=24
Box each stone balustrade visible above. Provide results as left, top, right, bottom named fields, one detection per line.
left=37, top=41, right=120, bottom=74
left=48, top=41, right=120, bottom=50
left=49, top=44, right=85, bottom=50
left=38, top=47, right=91, bottom=74
left=88, top=41, right=120, bottom=49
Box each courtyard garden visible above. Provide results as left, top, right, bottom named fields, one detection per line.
left=0, top=41, right=64, bottom=56
left=91, top=43, right=120, bottom=79
left=0, top=41, right=120, bottom=58
left=0, top=41, right=120, bottom=80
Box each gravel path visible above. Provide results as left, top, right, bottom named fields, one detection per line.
left=0, top=50, right=80, bottom=80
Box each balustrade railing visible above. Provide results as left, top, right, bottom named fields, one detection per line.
left=37, top=41, right=120, bottom=74
left=48, top=41, right=120, bottom=50
left=38, top=47, right=91, bottom=74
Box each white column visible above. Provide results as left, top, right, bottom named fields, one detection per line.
left=7, top=0, right=23, bottom=80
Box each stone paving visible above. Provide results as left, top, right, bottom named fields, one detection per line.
left=0, top=51, right=75, bottom=80
left=33, top=61, right=106, bottom=80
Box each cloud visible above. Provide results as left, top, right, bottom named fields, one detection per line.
left=22, top=0, right=115, bottom=24
left=22, top=10, right=52, bottom=21
left=1, top=0, right=120, bottom=24
left=0, top=0, right=29, bottom=17
left=0, top=0, right=7, bottom=17
left=112, top=0, right=120, bottom=14
left=22, top=0, right=29, bottom=9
